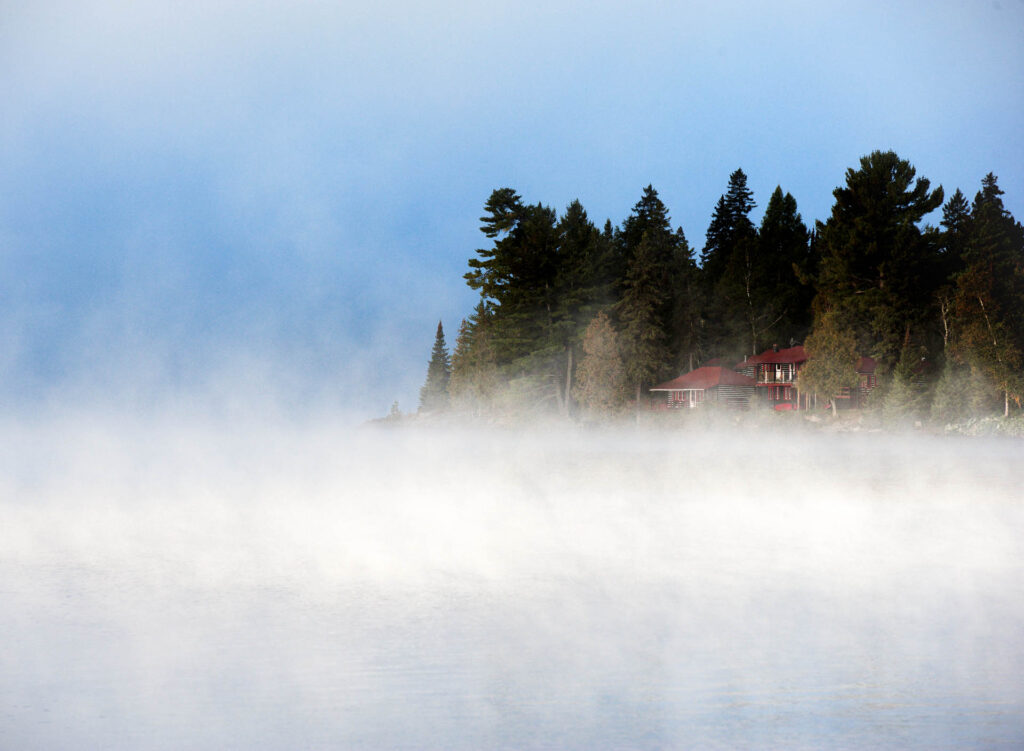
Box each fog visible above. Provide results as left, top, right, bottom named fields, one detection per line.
left=2, top=413, right=1022, bottom=749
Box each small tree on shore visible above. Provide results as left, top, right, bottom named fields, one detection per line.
left=798, top=310, right=859, bottom=418
left=419, top=321, right=451, bottom=413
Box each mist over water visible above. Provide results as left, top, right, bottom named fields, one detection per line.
left=2, top=414, right=1022, bottom=749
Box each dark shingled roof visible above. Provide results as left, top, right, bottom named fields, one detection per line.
left=651, top=366, right=757, bottom=391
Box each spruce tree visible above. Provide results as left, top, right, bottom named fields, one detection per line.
left=755, top=187, right=813, bottom=344
left=614, top=186, right=683, bottom=386
left=701, top=168, right=756, bottom=280
left=418, top=321, right=451, bottom=413
left=700, top=169, right=759, bottom=358
left=950, top=174, right=1024, bottom=415
left=940, top=188, right=971, bottom=277
left=616, top=231, right=672, bottom=411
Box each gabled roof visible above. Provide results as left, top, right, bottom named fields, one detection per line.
left=737, top=345, right=807, bottom=368
left=740, top=347, right=876, bottom=372
left=651, top=366, right=756, bottom=391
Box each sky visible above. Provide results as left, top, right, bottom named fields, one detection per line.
left=2, top=0, right=1022, bottom=419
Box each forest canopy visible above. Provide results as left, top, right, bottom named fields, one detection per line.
left=416, top=151, right=1024, bottom=423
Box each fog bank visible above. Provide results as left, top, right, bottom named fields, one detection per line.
left=2, top=415, right=1022, bottom=749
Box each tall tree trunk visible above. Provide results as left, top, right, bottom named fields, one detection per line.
left=635, top=381, right=642, bottom=424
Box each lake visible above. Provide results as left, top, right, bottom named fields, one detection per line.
left=2, top=415, right=1022, bottom=749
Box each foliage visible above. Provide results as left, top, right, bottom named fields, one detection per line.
left=948, top=174, right=1024, bottom=416
left=700, top=169, right=759, bottom=358
left=418, top=321, right=451, bottom=412
left=448, top=305, right=501, bottom=414
left=616, top=231, right=672, bottom=402
left=814, top=150, right=944, bottom=370
left=798, top=310, right=860, bottom=417
left=445, top=157, right=1023, bottom=423
left=573, top=311, right=627, bottom=416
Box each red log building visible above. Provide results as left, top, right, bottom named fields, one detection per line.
left=649, top=366, right=756, bottom=410
left=652, top=345, right=879, bottom=411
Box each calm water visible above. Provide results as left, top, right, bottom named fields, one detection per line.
left=1, top=417, right=1022, bottom=749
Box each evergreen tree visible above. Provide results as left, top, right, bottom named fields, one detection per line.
left=701, top=169, right=756, bottom=280
left=798, top=309, right=860, bottom=418
left=465, top=188, right=560, bottom=366
left=940, top=188, right=971, bottom=277
left=930, top=360, right=971, bottom=424
left=419, top=321, right=451, bottom=412
left=883, top=337, right=928, bottom=424
left=613, top=186, right=687, bottom=385
left=546, top=200, right=616, bottom=415
left=755, top=187, right=813, bottom=343
left=700, top=169, right=759, bottom=358
left=669, top=226, right=701, bottom=373
left=949, top=174, right=1024, bottom=415
left=616, top=231, right=672, bottom=411
left=814, top=150, right=944, bottom=369
left=448, top=304, right=501, bottom=414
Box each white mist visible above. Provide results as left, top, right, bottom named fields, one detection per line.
left=1, top=415, right=1022, bottom=749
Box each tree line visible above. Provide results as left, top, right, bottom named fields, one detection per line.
left=417, top=150, right=1024, bottom=421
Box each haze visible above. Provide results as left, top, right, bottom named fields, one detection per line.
left=2, top=0, right=1023, bottom=414
left=2, top=415, right=1022, bottom=748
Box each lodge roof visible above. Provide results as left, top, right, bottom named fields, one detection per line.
left=651, top=366, right=757, bottom=391
left=736, top=346, right=877, bottom=373
left=737, top=345, right=807, bottom=368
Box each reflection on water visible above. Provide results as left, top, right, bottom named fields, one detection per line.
left=1, top=418, right=1022, bottom=749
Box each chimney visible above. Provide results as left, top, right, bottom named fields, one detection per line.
left=773, top=343, right=778, bottom=352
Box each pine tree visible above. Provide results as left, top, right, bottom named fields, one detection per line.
left=465, top=189, right=562, bottom=367
left=814, top=151, right=944, bottom=370
left=418, top=321, right=451, bottom=413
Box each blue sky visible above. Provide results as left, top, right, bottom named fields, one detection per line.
left=2, top=0, right=1022, bottom=418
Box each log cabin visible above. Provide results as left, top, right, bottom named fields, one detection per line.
left=649, top=366, right=756, bottom=410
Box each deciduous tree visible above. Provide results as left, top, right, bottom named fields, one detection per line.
left=798, top=310, right=860, bottom=418
left=573, top=311, right=627, bottom=416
